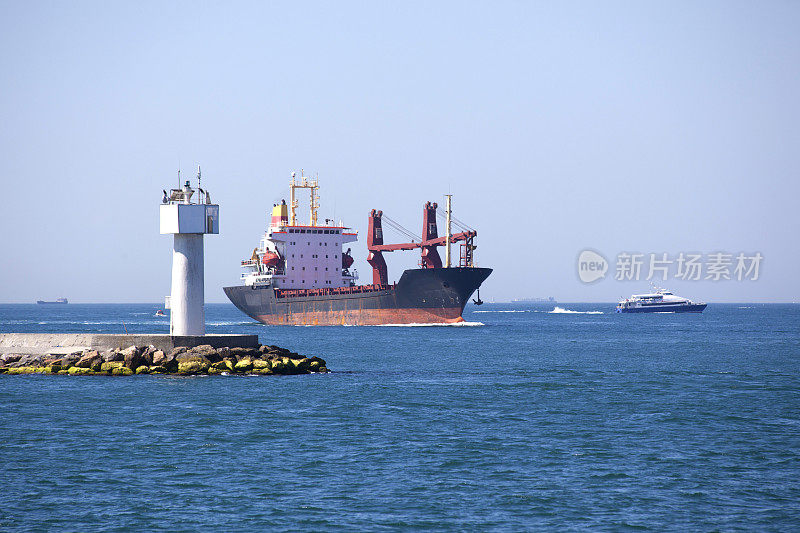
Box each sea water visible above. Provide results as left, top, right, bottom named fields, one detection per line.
left=1, top=303, right=798, bottom=530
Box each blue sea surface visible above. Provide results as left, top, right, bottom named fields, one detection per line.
left=1, top=302, right=799, bottom=530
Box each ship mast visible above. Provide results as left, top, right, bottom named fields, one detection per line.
left=289, top=170, right=320, bottom=226
left=445, top=194, right=452, bottom=268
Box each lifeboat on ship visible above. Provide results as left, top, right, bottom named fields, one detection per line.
left=261, top=251, right=281, bottom=268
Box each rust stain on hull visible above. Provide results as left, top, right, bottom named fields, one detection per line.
left=256, top=307, right=465, bottom=326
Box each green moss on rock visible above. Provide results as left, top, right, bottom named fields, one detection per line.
left=234, top=358, right=253, bottom=372
left=252, top=359, right=271, bottom=370
left=270, top=359, right=287, bottom=373
left=100, top=361, right=124, bottom=372
left=175, top=353, right=211, bottom=374
left=210, top=360, right=230, bottom=372
left=177, top=361, right=206, bottom=374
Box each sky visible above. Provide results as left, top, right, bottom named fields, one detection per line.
left=1, top=1, right=798, bottom=303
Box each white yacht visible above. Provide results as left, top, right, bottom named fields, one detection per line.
left=616, top=289, right=706, bottom=313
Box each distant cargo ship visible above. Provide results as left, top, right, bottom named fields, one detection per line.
left=224, top=172, right=491, bottom=325
left=511, top=296, right=557, bottom=303
left=616, top=289, right=706, bottom=313
left=36, top=298, right=68, bottom=305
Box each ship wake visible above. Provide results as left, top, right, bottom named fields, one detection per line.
left=548, top=306, right=604, bottom=315
left=345, top=321, right=485, bottom=327
left=472, top=310, right=531, bottom=313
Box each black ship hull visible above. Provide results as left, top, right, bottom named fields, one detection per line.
left=224, top=267, right=492, bottom=325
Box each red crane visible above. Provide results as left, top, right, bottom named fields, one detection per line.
left=366, top=202, right=477, bottom=285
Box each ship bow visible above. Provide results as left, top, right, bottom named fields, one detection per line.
left=396, top=267, right=492, bottom=316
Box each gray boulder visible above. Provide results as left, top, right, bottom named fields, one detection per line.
left=189, top=344, right=221, bottom=363
left=101, top=349, right=123, bottom=362
left=58, top=353, right=82, bottom=367
left=151, top=350, right=166, bottom=366
left=0, top=354, right=23, bottom=364
left=230, top=347, right=258, bottom=359
left=140, top=345, right=156, bottom=366
left=75, top=351, right=102, bottom=370
left=168, top=346, right=187, bottom=358
left=18, top=354, right=44, bottom=367
left=122, top=346, right=145, bottom=370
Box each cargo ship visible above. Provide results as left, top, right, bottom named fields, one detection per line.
left=36, top=298, right=68, bottom=305
left=224, top=172, right=491, bottom=325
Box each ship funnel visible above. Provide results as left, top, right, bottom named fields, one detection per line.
left=271, top=200, right=289, bottom=228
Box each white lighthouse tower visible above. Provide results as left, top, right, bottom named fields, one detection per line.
left=160, top=170, right=219, bottom=336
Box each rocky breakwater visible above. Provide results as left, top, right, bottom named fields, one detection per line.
left=0, top=344, right=328, bottom=376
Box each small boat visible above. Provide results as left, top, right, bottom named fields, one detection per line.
left=154, top=309, right=166, bottom=317
left=616, top=289, right=706, bottom=313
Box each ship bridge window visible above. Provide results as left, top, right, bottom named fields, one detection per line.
left=301, top=229, right=306, bottom=234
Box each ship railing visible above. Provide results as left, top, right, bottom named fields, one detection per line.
left=273, top=283, right=395, bottom=299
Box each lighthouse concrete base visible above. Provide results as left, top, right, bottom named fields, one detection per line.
left=0, top=334, right=258, bottom=355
